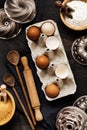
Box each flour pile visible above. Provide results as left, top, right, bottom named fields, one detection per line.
left=65, top=0, right=87, bottom=27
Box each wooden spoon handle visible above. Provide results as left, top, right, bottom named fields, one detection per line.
left=15, top=65, right=36, bottom=125
left=13, top=87, right=35, bottom=130
left=55, top=0, right=73, bottom=18
left=55, top=0, right=63, bottom=8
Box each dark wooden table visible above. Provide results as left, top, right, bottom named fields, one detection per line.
left=0, top=0, right=87, bottom=130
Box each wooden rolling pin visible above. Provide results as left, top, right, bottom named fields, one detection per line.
left=21, top=56, right=43, bottom=121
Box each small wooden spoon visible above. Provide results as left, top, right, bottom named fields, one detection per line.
left=3, top=74, right=35, bottom=130
left=7, top=51, right=21, bottom=84
left=7, top=50, right=36, bottom=125
left=7, top=50, right=20, bottom=66
left=55, top=0, right=74, bottom=18
left=7, top=51, right=22, bottom=83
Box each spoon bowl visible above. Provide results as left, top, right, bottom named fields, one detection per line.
left=7, top=50, right=20, bottom=66
left=3, top=74, right=15, bottom=88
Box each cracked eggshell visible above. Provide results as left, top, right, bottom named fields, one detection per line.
left=46, top=36, right=60, bottom=50
left=55, top=63, right=69, bottom=79
left=41, top=22, right=55, bottom=36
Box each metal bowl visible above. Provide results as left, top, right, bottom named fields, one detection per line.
left=0, top=9, right=21, bottom=39
left=4, top=0, right=36, bottom=24
left=56, top=106, right=87, bottom=130
left=73, top=95, right=87, bottom=114
left=71, top=35, right=87, bottom=65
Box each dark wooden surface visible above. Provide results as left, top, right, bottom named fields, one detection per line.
left=0, top=0, right=87, bottom=130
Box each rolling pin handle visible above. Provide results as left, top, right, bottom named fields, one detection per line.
left=21, top=56, right=29, bottom=70
left=34, top=107, right=43, bottom=121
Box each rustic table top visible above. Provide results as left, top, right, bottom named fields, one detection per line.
left=0, top=0, right=87, bottom=130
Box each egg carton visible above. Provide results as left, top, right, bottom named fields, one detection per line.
left=26, top=19, right=77, bottom=101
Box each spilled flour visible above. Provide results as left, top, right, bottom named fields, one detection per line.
left=65, top=0, right=87, bottom=27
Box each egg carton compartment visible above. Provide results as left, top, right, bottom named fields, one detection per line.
left=26, top=19, right=77, bottom=101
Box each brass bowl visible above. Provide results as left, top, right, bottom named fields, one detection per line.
left=0, top=88, right=15, bottom=126
left=60, top=0, right=87, bottom=31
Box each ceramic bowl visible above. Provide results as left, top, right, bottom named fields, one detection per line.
left=0, top=88, right=15, bottom=126
left=60, top=0, right=87, bottom=31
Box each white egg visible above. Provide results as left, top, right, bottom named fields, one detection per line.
left=41, top=22, right=55, bottom=36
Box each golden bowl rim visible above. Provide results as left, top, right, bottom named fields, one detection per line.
left=0, top=89, right=15, bottom=126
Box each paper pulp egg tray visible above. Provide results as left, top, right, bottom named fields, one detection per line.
left=26, top=19, right=77, bottom=101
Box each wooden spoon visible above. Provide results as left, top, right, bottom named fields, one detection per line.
left=7, top=50, right=20, bottom=66
left=7, top=50, right=36, bottom=125
left=3, top=74, right=35, bottom=130
left=55, top=0, right=74, bottom=18
left=7, top=51, right=22, bottom=86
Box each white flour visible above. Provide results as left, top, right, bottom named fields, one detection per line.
left=65, top=0, right=87, bottom=27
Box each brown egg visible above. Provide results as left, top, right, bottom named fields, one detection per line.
left=45, top=83, right=60, bottom=98
left=27, top=26, right=41, bottom=41
left=36, top=55, right=49, bottom=69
